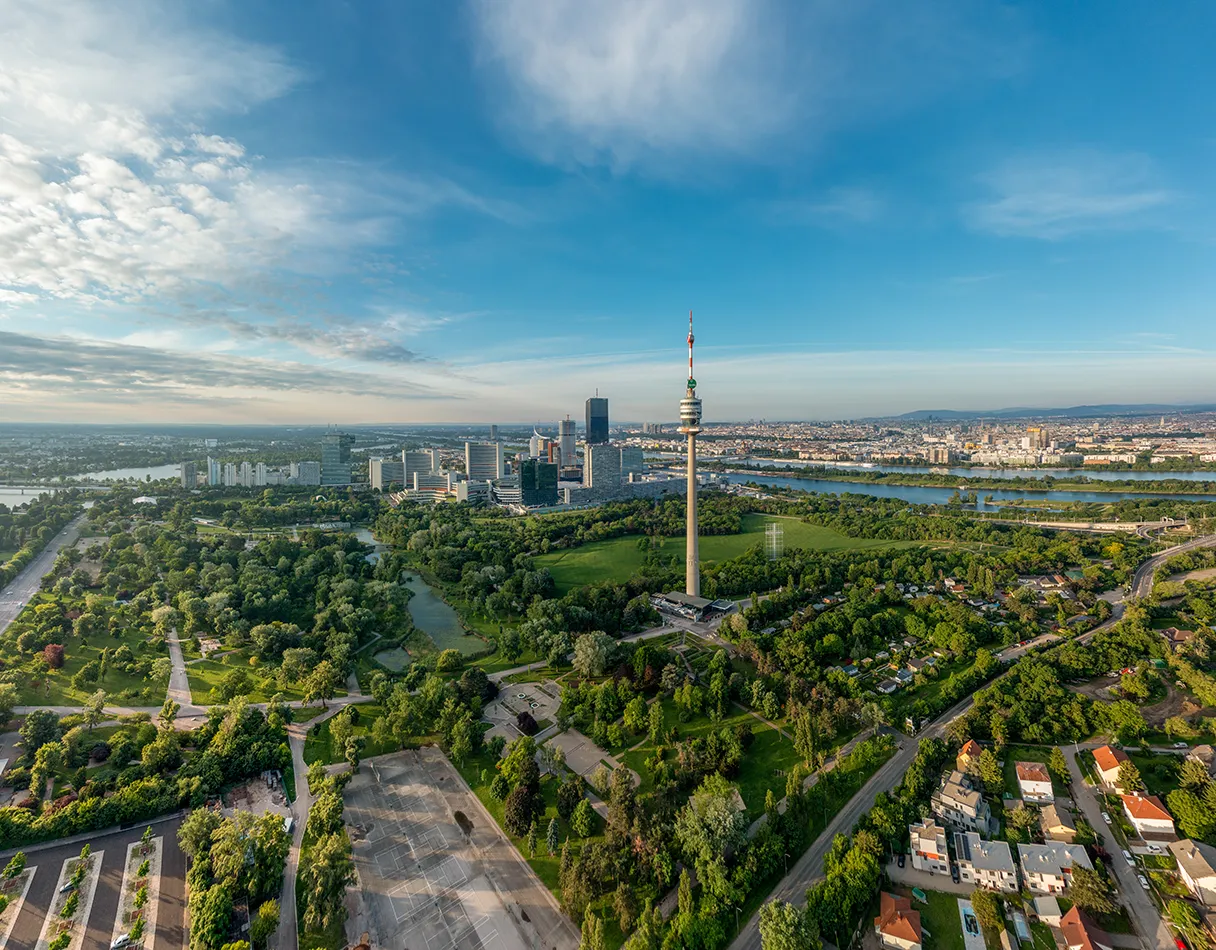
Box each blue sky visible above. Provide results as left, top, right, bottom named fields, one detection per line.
left=2, top=0, right=1215, bottom=424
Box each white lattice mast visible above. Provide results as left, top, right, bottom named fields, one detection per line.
left=679, top=311, right=703, bottom=596
left=765, top=522, right=784, bottom=561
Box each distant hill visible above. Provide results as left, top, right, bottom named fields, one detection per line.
left=892, top=403, right=1216, bottom=422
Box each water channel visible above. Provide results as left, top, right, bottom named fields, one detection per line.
left=735, top=458, right=1216, bottom=483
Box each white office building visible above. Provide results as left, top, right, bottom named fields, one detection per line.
left=584, top=442, right=621, bottom=488
left=465, top=442, right=504, bottom=481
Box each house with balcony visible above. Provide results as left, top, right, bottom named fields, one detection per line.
left=954, top=832, right=1019, bottom=892
left=931, top=771, right=995, bottom=835
left=1015, top=762, right=1054, bottom=803
left=909, top=820, right=950, bottom=875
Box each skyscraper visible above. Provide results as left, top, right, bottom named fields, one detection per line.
left=583, top=442, right=620, bottom=488
left=465, top=442, right=504, bottom=480
left=181, top=461, right=196, bottom=489
left=320, top=431, right=354, bottom=486
left=368, top=457, right=404, bottom=491
left=402, top=449, right=438, bottom=484
left=558, top=416, right=577, bottom=469
left=585, top=397, right=609, bottom=444
left=679, top=313, right=702, bottom=597
left=207, top=457, right=221, bottom=486
left=519, top=458, right=559, bottom=507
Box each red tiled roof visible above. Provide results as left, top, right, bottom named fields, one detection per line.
left=1016, top=762, right=1052, bottom=783
left=960, top=739, right=982, bottom=757
left=1060, top=906, right=1109, bottom=950
left=1122, top=794, right=1173, bottom=823
left=875, top=892, right=923, bottom=945
left=1093, top=745, right=1128, bottom=772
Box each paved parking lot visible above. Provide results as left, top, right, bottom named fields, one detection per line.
left=345, top=748, right=578, bottom=950
left=1, top=814, right=185, bottom=950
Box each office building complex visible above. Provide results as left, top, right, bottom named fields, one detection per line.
left=558, top=416, right=577, bottom=471
left=465, top=442, right=504, bottom=481
left=583, top=442, right=620, bottom=488
left=620, top=445, right=644, bottom=481
left=207, top=457, right=221, bottom=486
left=181, top=461, right=196, bottom=489
left=402, top=449, right=438, bottom=482
left=294, top=461, right=321, bottom=486
left=679, top=313, right=703, bottom=597
left=320, top=431, right=354, bottom=486
left=518, top=459, right=558, bottom=507
left=585, top=397, right=609, bottom=444
left=369, top=458, right=405, bottom=491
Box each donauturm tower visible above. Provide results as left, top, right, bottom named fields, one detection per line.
left=679, top=312, right=703, bottom=597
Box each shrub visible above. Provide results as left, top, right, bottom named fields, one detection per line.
left=516, top=712, right=538, bottom=736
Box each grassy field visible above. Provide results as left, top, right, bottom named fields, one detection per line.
left=917, top=889, right=965, bottom=950
left=1128, top=751, right=1181, bottom=798
left=536, top=514, right=917, bottom=593
left=184, top=652, right=335, bottom=704
left=303, top=705, right=403, bottom=766
left=12, top=623, right=168, bottom=707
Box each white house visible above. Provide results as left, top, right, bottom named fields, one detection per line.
left=1018, top=842, right=1093, bottom=895
left=1169, top=839, right=1216, bottom=906
left=1092, top=745, right=1129, bottom=790
left=909, top=820, right=950, bottom=875
left=931, top=771, right=994, bottom=835
left=1015, top=762, right=1054, bottom=803
left=1121, top=794, right=1176, bottom=839
left=954, top=832, right=1019, bottom=892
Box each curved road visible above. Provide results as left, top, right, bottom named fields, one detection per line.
left=727, top=532, right=1216, bottom=950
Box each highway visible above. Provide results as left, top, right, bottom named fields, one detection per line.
left=727, top=532, right=1216, bottom=950
left=0, top=514, right=86, bottom=637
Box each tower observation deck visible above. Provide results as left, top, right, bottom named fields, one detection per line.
left=678, top=312, right=702, bottom=597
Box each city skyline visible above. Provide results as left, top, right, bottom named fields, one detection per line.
left=3, top=1, right=1216, bottom=423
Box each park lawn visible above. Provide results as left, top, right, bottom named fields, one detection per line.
left=1129, top=752, right=1181, bottom=798
left=303, top=705, right=397, bottom=766
left=734, top=726, right=803, bottom=818
left=16, top=627, right=168, bottom=706
left=185, top=653, right=328, bottom=704
left=454, top=748, right=597, bottom=898
left=917, top=890, right=965, bottom=950
left=536, top=514, right=916, bottom=593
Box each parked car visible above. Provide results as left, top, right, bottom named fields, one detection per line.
left=951, top=864, right=960, bottom=884
left=1148, top=843, right=1164, bottom=854
left=111, top=936, right=131, bottom=950
left=1138, top=874, right=1150, bottom=889
left=897, top=853, right=905, bottom=868
left=1122, top=849, right=1135, bottom=867
left=1174, top=742, right=1189, bottom=749
left=59, top=882, right=76, bottom=894
left=1102, top=812, right=1112, bottom=825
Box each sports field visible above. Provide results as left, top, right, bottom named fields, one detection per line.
left=535, top=513, right=914, bottom=593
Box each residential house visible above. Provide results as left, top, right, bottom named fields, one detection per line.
left=874, top=892, right=923, bottom=950
left=895, top=668, right=915, bottom=685
left=1188, top=745, right=1216, bottom=776
left=907, top=658, right=929, bottom=673
left=909, top=820, right=950, bottom=875
left=931, top=771, right=994, bottom=835
left=1169, top=839, right=1216, bottom=906
left=1161, top=627, right=1196, bottom=652
left=954, top=832, right=1019, bottom=892
left=1092, top=745, right=1129, bottom=790
left=1017, top=842, right=1094, bottom=894
left=1016, top=762, right=1054, bottom=803
left=1040, top=803, right=1077, bottom=843
left=1122, top=794, right=1176, bottom=839
left=1059, top=906, right=1115, bottom=950
left=957, top=739, right=983, bottom=774
left=877, top=679, right=900, bottom=695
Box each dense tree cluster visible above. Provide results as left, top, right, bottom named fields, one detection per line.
left=0, top=493, right=82, bottom=590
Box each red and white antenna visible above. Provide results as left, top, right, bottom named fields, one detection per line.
left=687, top=310, right=695, bottom=385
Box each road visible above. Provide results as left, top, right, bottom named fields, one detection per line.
left=1062, top=747, right=1170, bottom=950
left=0, top=514, right=86, bottom=637
left=728, top=533, right=1216, bottom=950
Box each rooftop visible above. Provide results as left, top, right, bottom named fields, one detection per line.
left=1122, top=793, right=1173, bottom=823
left=1016, top=762, right=1052, bottom=784
left=955, top=832, right=1016, bottom=872
left=1169, top=839, right=1216, bottom=881
left=1093, top=745, right=1129, bottom=772
left=1018, top=841, right=1093, bottom=877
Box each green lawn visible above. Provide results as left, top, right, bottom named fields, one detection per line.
left=185, top=652, right=336, bottom=704
left=917, top=889, right=965, bottom=950
left=303, top=705, right=403, bottom=766
left=536, top=514, right=918, bottom=593
left=12, top=621, right=168, bottom=706
left=1128, top=751, right=1181, bottom=798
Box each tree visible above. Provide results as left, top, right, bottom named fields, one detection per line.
left=546, top=817, right=560, bottom=856
left=83, top=690, right=107, bottom=731
left=0, top=684, right=18, bottom=726
left=179, top=808, right=223, bottom=859
left=42, top=643, right=65, bottom=669
left=250, top=899, right=281, bottom=948
left=500, top=736, right=538, bottom=788
left=759, top=899, right=817, bottom=950
left=970, top=888, right=1001, bottom=932
left=20, top=709, right=61, bottom=757
left=648, top=700, right=664, bottom=743
left=1118, top=759, right=1143, bottom=792
left=1049, top=747, right=1069, bottom=783
left=674, top=773, right=747, bottom=896
left=571, top=798, right=596, bottom=838
left=158, top=699, right=181, bottom=731
left=558, top=778, right=583, bottom=819
left=190, top=884, right=233, bottom=950
left=579, top=907, right=606, bottom=950
left=573, top=632, right=614, bottom=678
left=435, top=649, right=463, bottom=672
left=526, top=821, right=538, bottom=857
left=303, top=661, right=338, bottom=708
left=490, top=774, right=510, bottom=801
left=300, top=832, right=356, bottom=933
left=504, top=787, right=536, bottom=837
left=976, top=749, right=1004, bottom=796
left=613, top=882, right=636, bottom=933
left=3, top=852, right=26, bottom=879
left=1068, top=866, right=1117, bottom=917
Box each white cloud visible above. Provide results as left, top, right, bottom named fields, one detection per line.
left=965, top=150, right=1175, bottom=239
left=473, top=0, right=1026, bottom=170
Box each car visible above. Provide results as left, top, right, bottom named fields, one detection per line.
left=1102, top=812, right=1112, bottom=825
left=1138, top=874, right=1150, bottom=889
left=111, top=936, right=131, bottom=950
left=897, top=853, right=905, bottom=868
left=59, top=882, right=76, bottom=894
left=1148, top=843, right=1164, bottom=855
left=1175, top=742, right=1189, bottom=749
left=1176, top=938, right=1189, bottom=950
left=1122, top=849, right=1135, bottom=866
left=951, top=864, right=960, bottom=884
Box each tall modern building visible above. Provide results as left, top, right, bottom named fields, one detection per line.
left=489, top=424, right=499, bottom=441
left=558, top=416, right=577, bottom=469
left=368, top=457, right=405, bottom=491
left=181, top=461, right=197, bottom=489
left=679, top=313, right=703, bottom=597
left=401, top=449, right=438, bottom=485
left=619, top=445, right=644, bottom=481
left=519, top=458, right=559, bottom=507
left=294, top=461, right=321, bottom=486
left=583, top=442, right=620, bottom=488
left=320, top=431, right=355, bottom=486
left=585, top=397, right=609, bottom=444
left=207, top=457, right=221, bottom=486
left=465, top=442, right=504, bottom=481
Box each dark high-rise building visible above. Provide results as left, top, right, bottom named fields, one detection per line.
left=519, top=458, right=559, bottom=507
left=585, top=397, right=609, bottom=444
left=320, top=431, right=354, bottom=486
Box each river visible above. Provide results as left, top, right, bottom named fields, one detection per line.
left=0, top=487, right=54, bottom=508
left=729, top=458, right=1216, bottom=483
left=722, top=472, right=1216, bottom=509
left=74, top=463, right=181, bottom=482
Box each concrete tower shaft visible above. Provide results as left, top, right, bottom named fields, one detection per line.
left=678, top=311, right=701, bottom=597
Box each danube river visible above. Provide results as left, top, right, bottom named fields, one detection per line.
left=721, top=472, right=1216, bottom=509
left=734, top=458, right=1216, bottom=483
